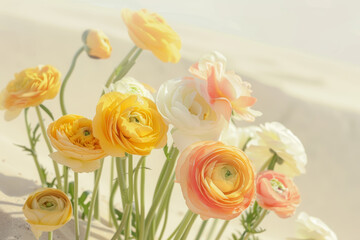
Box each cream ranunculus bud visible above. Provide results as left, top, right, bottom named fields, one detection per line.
left=292, top=212, right=338, bottom=240
left=104, top=77, right=155, bottom=101
left=23, top=188, right=72, bottom=239
left=245, top=122, right=307, bottom=178
left=82, top=29, right=112, bottom=59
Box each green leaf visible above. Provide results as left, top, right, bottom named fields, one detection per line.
left=39, top=104, right=55, bottom=121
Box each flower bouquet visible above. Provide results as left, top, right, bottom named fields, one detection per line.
left=0, top=8, right=338, bottom=240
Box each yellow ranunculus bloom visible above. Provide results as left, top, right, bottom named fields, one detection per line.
left=93, top=92, right=168, bottom=157
left=0, top=65, right=61, bottom=121
left=23, top=188, right=72, bottom=239
left=47, top=114, right=107, bottom=172
left=121, top=8, right=181, bottom=63
left=82, top=29, right=112, bottom=59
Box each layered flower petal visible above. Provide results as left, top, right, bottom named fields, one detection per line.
left=23, top=188, right=72, bottom=239
left=121, top=8, right=181, bottom=63
left=93, top=92, right=168, bottom=157
left=47, top=115, right=107, bottom=173
left=175, top=141, right=255, bottom=220
left=0, top=65, right=61, bottom=120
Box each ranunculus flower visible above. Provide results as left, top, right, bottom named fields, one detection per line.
left=175, top=141, right=255, bottom=220
left=256, top=170, right=300, bottom=218
left=246, top=122, right=307, bottom=178
left=121, top=8, right=181, bottom=63
left=23, top=188, right=72, bottom=239
left=156, top=78, right=230, bottom=151
left=93, top=92, right=168, bottom=157
left=47, top=115, right=107, bottom=172
left=220, top=122, right=259, bottom=150
left=189, top=51, right=261, bottom=121
left=0, top=65, right=61, bottom=121
left=291, top=212, right=338, bottom=240
left=104, top=76, right=155, bottom=101
left=82, top=29, right=112, bottom=59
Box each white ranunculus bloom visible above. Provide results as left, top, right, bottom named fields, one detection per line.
left=220, top=122, right=259, bottom=150
left=245, top=122, right=307, bottom=177
left=293, top=212, right=338, bottom=240
left=156, top=78, right=230, bottom=151
left=104, top=76, right=154, bottom=100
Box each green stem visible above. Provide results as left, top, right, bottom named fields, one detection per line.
left=24, top=109, right=46, bottom=186
left=180, top=214, right=198, bottom=240
left=267, top=152, right=278, bottom=171
left=215, top=220, right=230, bottom=240
left=111, top=204, right=131, bottom=240
left=207, top=219, right=219, bottom=239
left=144, top=147, right=179, bottom=237
left=243, top=210, right=268, bottom=240
left=139, top=158, right=146, bottom=240
left=173, top=210, right=195, bottom=240
left=154, top=175, right=175, bottom=229
left=94, top=170, right=100, bottom=220
left=158, top=184, right=173, bottom=240
left=48, top=231, right=53, bottom=240
left=63, top=166, right=69, bottom=194
left=35, top=106, right=62, bottom=190
left=134, top=157, right=146, bottom=233
left=104, top=46, right=137, bottom=89
left=125, top=154, right=133, bottom=240
left=113, top=48, right=143, bottom=83
left=195, top=220, right=208, bottom=240
left=109, top=157, right=115, bottom=227
left=242, top=137, right=251, bottom=151
left=84, top=159, right=104, bottom=240
left=60, top=46, right=85, bottom=115
left=167, top=210, right=192, bottom=240
left=109, top=179, right=119, bottom=228
left=74, top=172, right=80, bottom=240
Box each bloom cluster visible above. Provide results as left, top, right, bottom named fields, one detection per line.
left=0, top=7, right=337, bottom=240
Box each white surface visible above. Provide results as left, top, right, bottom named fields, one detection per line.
left=0, top=0, right=359, bottom=239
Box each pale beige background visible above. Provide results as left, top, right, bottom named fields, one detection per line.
left=0, top=0, right=359, bottom=239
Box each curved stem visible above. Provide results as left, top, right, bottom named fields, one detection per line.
left=109, top=179, right=119, bottom=228
left=139, top=158, right=146, bottom=240
left=180, top=214, right=198, bottom=240
left=60, top=46, right=85, bottom=115
left=48, top=231, right=53, bottom=240
left=111, top=204, right=131, bottom=240
left=104, top=46, right=137, bottom=89
left=74, top=172, right=80, bottom=240
left=113, top=48, right=143, bottom=83
left=144, top=147, right=179, bottom=237
left=35, top=106, right=62, bottom=190
left=84, top=159, right=104, bottom=240
left=134, top=157, right=145, bottom=233
left=195, top=220, right=208, bottom=240
left=173, top=210, right=195, bottom=240
left=24, top=109, right=46, bottom=186
left=215, top=220, right=230, bottom=240
left=109, top=157, right=115, bottom=227
left=158, top=188, right=172, bottom=240
left=125, top=154, right=133, bottom=240
left=267, top=153, right=278, bottom=171
left=207, top=219, right=219, bottom=239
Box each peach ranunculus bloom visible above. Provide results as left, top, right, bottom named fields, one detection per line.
left=175, top=141, right=255, bottom=220
left=256, top=170, right=300, bottom=218
left=47, top=115, right=107, bottom=172
left=23, top=188, right=72, bottom=239
left=92, top=92, right=168, bottom=157
left=189, top=51, right=261, bottom=121
left=121, top=8, right=181, bottom=63
left=0, top=65, right=61, bottom=121
left=82, top=29, right=112, bottom=59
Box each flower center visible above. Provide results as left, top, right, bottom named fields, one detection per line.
left=211, top=164, right=239, bottom=193
left=38, top=196, right=58, bottom=211
left=84, top=130, right=90, bottom=136
left=270, top=178, right=287, bottom=194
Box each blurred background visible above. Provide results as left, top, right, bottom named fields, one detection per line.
left=0, top=0, right=359, bottom=239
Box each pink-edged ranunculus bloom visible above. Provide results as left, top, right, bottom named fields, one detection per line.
left=175, top=141, right=255, bottom=220
left=256, top=170, right=300, bottom=218
left=189, top=51, right=261, bottom=121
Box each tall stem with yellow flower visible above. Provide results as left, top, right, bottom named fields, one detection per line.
left=35, top=106, right=62, bottom=190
